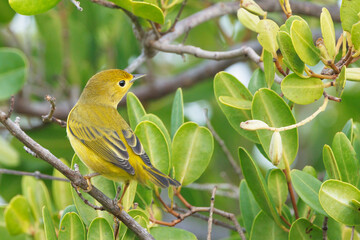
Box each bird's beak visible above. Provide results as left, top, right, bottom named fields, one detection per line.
left=130, top=74, right=146, bottom=83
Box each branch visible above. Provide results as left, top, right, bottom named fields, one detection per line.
left=0, top=111, right=154, bottom=240
left=0, top=168, right=69, bottom=182
left=207, top=186, right=217, bottom=240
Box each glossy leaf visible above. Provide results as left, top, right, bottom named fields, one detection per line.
left=332, top=132, right=360, bottom=186
left=320, top=8, right=336, bottom=60
left=319, top=180, right=360, bottom=226
left=277, top=31, right=305, bottom=76
left=172, top=122, right=213, bottom=186
left=127, top=92, right=146, bottom=130
left=302, top=165, right=317, bottom=178
left=323, top=144, right=341, bottom=180
left=237, top=8, right=260, bottom=32
left=0, top=135, right=19, bottom=167
left=284, top=15, right=305, bottom=34
left=291, top=170, right=327, bottom=216
left=251, top=89, right=298, bottom=168
left=214, top=71, right=258, bottom=142
left=289, top=218, right=322, bottom=240
left=71, top=155, right=115, bottom=226
left=150, top=227, right=197, bottom=240
left=171, top=88, right=184, bottom=139
left=0, top=0, right=15, bottom=23
left=335, top=66, right=346, bottom=98
left=135, top=120, right=170, bottom=174
left=0, top=48, right=28, bottom=100
left=346, top=68, right=360, bottom=81
left=257, top=19, right=279, bottom=56
left=267, top=169, right=287, bottom=212
left=109, top=0, right=164, bottom=24
left=87, top=217, right=114, bottom=240
left=9, top=0, right=61, bottom=15
left=4, top=195, right=32, bottom=235
left=42, top=206, right=56, bottom=240
left=58, top=212, right=85, bottom=240
left=52, top=160, right=72, bottom=210
left=121, top=181, right=137, bottom=211
left=340, top=0, right=360, bottom=32
left=342, top=118, right=354, bottom=142
left=263, top=50, right=275, bottom=88
left=141, top=114, right=171, bottom=148
left=219, top=96, right=251, bottom=110
left=22, top=176, right=52, bottom=222
left=250, top=211, right=288, bottom=240
left=238, top=148, right=281, bottom=226
left=248, top=68, right=266, bottom=95
left=281, top=73, right=323, bottom=105
left=352, top=21, right=360, bottom=52
left=239, top=180, right=261, bottom=234
left=291, top=20, right=321, bottom=66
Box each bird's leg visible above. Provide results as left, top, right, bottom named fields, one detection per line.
left=117, top=181, right=130, bottom=210
left=83, top=172, right=100, bottom=192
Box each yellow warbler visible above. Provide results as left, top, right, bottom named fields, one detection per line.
left=66, top=69, right=180, bottom=192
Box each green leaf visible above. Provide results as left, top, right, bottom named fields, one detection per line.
left=71, top=155, right=115, bottom=226
left=0, top=48, right=28, bottom=100
left=263, top=50, right=275, bottom=88
left=0, top=0, right=15, bottom=23
left=320, top=8, right=336, bottom=60
left=248, top=69, right=266, bottom=95
left=0, top=135, right=19, bottom=167
left=58, top=212, right=85, bottom=240
left=150, top=227, right=197, bottom=240
left=332, top=132, right=360, bottom=186
left=241, top=0, right=266, bottom=16
left=342, top=118, right=354, bottom=142
left=283, top=15, right=305, bottom=34
left=22, top=176, right=52, bottom=222
left=257, top=19, right=279, bottom=56
left=9, top=0, right=61, bottom=15
left=352, top=21, right=360, bottom=52
left=127, top=92, right=146, bottom=130
left=319, top=179, right=360, bottom=226
left=346, top=68, right=360, bottom=81
left=109, top=0, right=164, bottom=24
left=340, top=0, right=360, bottom=32
left=323, top=144, right=341, bottom=180
left=42, top=206, right=57, bottom=240
left=238, top=148, right=282, bottom=227
left=277, top=31, right=305, bottom=76
left=281, top=73, right=324, bottom=105
left=141, top=113, right=171, bottom=152
left=135, top=120, right=170, bottom=174
left=302, top=165, right=317, bottom=178
left=290, top=169, right=327, bottom=216
left=52, top=160, right=72, bottom=210
left=251, top=89, right=298, bottom=168
left=218, top=96, right=251, bottom=110
left=171, top=88, right=184, bottom=139
left=239, top=180, right=261, bottom=234
left=335, top=66, right=346, bottom=98
left=172, top=122, right=213, bottom=186
left=289, top=218, right=322, bottom=240
left=214, top=71, right=258, bottom=143
left=134, top=184, right=153, bottom=208
left=87, top=217, right=114, bottom=240
left=121, top=181, right=137, bottom=211
left=291, top=20, right=321, bottom=66
left=4, top=195, right=33, bottom=235
left=250, top=211, right=288, bottom=240
left=237, top=8, right=260, bottom=32
left=267, top=169, right=287, bottom=212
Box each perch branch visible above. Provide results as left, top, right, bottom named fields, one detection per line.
left=207, top=186, right=217, bottom=240
left=0, top=168, right=69, bottom=182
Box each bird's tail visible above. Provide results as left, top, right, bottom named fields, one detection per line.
left=142, top=165, right=181, bottom=188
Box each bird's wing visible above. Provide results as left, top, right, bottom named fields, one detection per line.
left=68, top=118, right=135, bottom=175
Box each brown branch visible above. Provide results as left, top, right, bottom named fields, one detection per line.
left=280, top=214, right=291, bottom=227
left=166, top=0, right=188, bottom=33
left=71, top=182, right=105, bottom=210
left=322, top=216, right=328, bottom=240
left=42, top=95, right=67, bottom=127
left=207, top=186, right=217, bottom=240
left=283, top=169, right=299, bottom=219
left=0, top=168, right=69, bottom=182
left=0, top=111, right=154, bottom=240
left=323, top=91, right=341, bottom=102
left=6, top=96, right=15, bottom=119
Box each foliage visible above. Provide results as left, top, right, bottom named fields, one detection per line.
left=0, top=0, right=360, bottom=239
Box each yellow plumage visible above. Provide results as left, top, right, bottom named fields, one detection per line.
left=66, top=69, right=180, bottom=188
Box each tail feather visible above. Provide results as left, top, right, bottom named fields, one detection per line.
left=143, top=166, right=181, bottom=188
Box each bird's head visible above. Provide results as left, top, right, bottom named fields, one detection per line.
left=79, top=69, right=144, bottom=107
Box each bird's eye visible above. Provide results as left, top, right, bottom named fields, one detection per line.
left=119, top=80, right=126, bottom=87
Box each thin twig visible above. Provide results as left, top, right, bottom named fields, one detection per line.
left=322, top=216, right=328, bottom=240
left=6, top=96, right=15, bottom=119
left=166, top=0, right=188, bottom=33
left=323, top=91, right=341, bottom=102
left=70, top=0, right=83, bottom=11
left=186, top=183, right=238, bottom=199
left=24, top=146, right=38, bottom=157
left=351, top=226, right=355, bottom=240
left=204, top=109, right=241, bottom=177
left=207, top=186, right=217, bottom=240
left=0, top=168, right=69, bottom=182
left=71, top=182, right=105, bottom=211
left=42, top=95, right=67, bottom=127
left=124, top=51, right=146, bottom=73
left=149, top=21, right=161, bottom=39
left=280, top=214, right=291, bottom=227
left=284, top=169, right=299, bottom=219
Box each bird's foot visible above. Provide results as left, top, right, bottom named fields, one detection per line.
left=83, top=172, right=100, bottom=192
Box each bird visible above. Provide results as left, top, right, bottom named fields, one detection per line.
left=66, top=69, right=180, bottom=202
